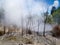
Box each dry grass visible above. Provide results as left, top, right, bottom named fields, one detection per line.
left=6, top=36, right=17, bottom=41
left=22, top=38, right=33, bottom=44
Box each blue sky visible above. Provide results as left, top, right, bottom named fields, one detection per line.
left=35, top=0, right=60, bottom=6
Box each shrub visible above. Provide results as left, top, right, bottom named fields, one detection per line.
left=26, top=29, right=32, bottom=35
left=0, top=31, right=4, bottom=36
left=52, top=25, right=60, bottom=37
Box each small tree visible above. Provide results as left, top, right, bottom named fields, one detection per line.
left=51, top=6, right=56, bottom=15
left=26, top=14, right=33, bottom=35
left=51, top=7, right=60, bottom=37
left=37, top=17, right=41, bottom=35
left=43, top=11, right=48, bottom=37
left=21, top=16, right=23, bottom=36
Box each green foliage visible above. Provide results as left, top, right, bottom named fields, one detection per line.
left=44, top=7, right=60, bottom=24
left=51, top=6, right=56, bottom=15
left=46, top=15, right=54, bottom=24
left=52, top=7, right=60, bottom=17
left=43, top=11, right=54, bottom=24
left=52, top=7, right=60, bottom=24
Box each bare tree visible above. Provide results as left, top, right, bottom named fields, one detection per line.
left=37, top=18, right=41, bottom=35
left=26, top=14, right=33, bottom=35
left=21, top=15, right=24, bottom=36
left=43, top=11, right=48, bottom=37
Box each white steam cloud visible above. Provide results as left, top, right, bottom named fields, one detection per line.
left=2, top=0, right=48, bottom=26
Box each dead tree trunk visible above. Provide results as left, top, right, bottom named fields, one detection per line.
left=43, top=21, right=45, bottom=37
left=21, top=16, right=23, bottom=36
left=4, top=26, right=6, bottom=34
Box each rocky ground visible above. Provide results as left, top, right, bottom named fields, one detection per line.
left=0, top=33, right=59, bottom=45
left=0, top=24, right=60, bottom=45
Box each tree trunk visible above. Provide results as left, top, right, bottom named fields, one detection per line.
left=4, top=26, right=5, bottom=34
left=43, top=22, right=45, bottom=37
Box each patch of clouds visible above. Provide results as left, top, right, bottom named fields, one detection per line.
left=49, top=0, right=59, bottom=14
left=53, top=0, right=59, bottom=8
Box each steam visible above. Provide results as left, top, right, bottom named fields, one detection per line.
left=2, top=0, right=48, bottom=26
left=3, top=0, right=27, bottom=26
left=0, top=0, right=54, bottom=32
